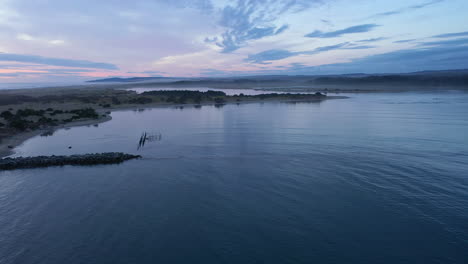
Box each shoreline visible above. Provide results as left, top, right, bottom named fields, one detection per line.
left=1, top=152, right=141, bottom=170
left=0, top=115, right=112, bottom=158
left=0, top=96, right=345, bottom=159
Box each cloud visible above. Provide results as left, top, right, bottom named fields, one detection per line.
left=201, top=41, right=468, bottom=76
left=307, top=43, right=350, bottom=53
left=1, top=68, right=96, bottom=77
left=3, top=0, right=218, bottom=74
left=410, top=0, right=445, bottom=9
left=215, top=0, right=320, bottom=53
left=432, top=31, right=468, bottom=38
left=127, top=70, right=166, bottom=74
left=0, top=67, right=106, bottom=81
left=370, top=0, right=444, bottom=18
left=1, top=0, right=464, bottom=80
left=127, top=70, right=166, bottom=76
left=244, top=36, right=468, bottom=73
left=275, top=24, right=289, bottom=35
left=0, top=53, right=118, bottom=70
left=321, top=19, right=333, bottom=26
left=16, top=33, right=66, bottom=46
left=0, top=63, right=41, bottom=69
left=419, top=38, right=468, bottom=47
left=161, top=0, right=214, bottom=12
left=0, top=73, right=19, bottom=77
left=394, top=39, right=418, bottom=43
left=357, top=37, right=388, bottom=43
left=245, top=49, right=298, bottom=64
left=305, top=24, right=379, bottom=38
left=245, top=42, right=377, bottom=64
left=282, top=41, right=468, bottom=74
left=45, top=68, right=96, bottom=74
left=17, top=33, right=35, bottom=41
left=342, top=45, right=377, bottom=50
left=336, top=46, right=467, bottom=73
left=48, top=39, right=65, bottom=45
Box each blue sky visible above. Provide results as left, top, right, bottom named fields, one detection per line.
left=0, top=0, right=467, bottom=82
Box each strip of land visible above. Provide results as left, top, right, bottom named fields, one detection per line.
left=0, top=86, right=344, bottom=158
left=0, top=152, right=141, bottom=170
left=86, top=69, right=468, bottom=92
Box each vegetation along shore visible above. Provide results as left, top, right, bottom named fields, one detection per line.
left=0, top=87, right=342, bottom=160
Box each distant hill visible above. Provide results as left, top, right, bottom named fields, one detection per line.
left=311, top=70, right=468, bottom=86
left=87, top=77, right=177, bottom=83
left=87, top=69, right=468, bottom=89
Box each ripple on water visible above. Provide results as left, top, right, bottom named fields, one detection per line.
left=1, top=92, right=468, bottom=263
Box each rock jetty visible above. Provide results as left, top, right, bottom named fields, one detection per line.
left=0, top=152, right=141, bottom=170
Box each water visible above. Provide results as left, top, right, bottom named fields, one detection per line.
left=1, top=92, right=468, bottom=263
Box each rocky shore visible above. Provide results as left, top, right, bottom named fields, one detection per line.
left=0, top=152, right=141, bottom=170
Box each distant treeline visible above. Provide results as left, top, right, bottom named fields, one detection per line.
left=141, top=90, right=227, bottom=104
left=311, top=74, right=468, bottom=86
left=0, top=108, right=99, bottom=131
left=168, top=79, right=287, bottom=86
left=142, top=90, right=226, bottom=97
left=141, top=90, right=325, bottom=105
left=0, top=95, right=37, bottom=106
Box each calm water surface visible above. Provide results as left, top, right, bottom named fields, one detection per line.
left=1, top=92, right=468, bottom=263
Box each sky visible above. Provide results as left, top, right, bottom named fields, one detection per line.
left=0, top=0, right=468, bottom=82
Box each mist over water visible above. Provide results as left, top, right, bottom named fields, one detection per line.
left=1, top=92, right=468, bottom=263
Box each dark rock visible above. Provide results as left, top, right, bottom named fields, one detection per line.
left=0, top=152, right=141, bottom=170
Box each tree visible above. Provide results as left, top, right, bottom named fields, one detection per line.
left=214, top=97, right=226, bottom=104
left=0, top=110, right=14, bottom=120
left=9, top=118, right=29, bottom=131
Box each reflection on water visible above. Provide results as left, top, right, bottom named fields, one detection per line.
left=1, top=92, right=468, bottom=264
left=137, top=131, right=162, bottom=150
left=40, top=130, right=55, bottom=137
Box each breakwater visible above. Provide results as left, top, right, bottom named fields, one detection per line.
left=0, top=152, right=141, bottom=170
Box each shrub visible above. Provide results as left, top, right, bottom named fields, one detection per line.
left=177, top=96, right=187, bottom=104
left=194, top=95, right=202, bottom=104
left=129, top=97, right=153, bottom=104
left=69, top=108, right=99, bottom=119
left=214, top=97, right=226, bottom=104
left=0, top=110, right=14, bottom=120
left=111, top=97, right=121, bottom=105
left=9, top=118, right=29, bottom=131
left=166, top=96, right=176, bottom=103
left=16, top=108, right=45, bottom=117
